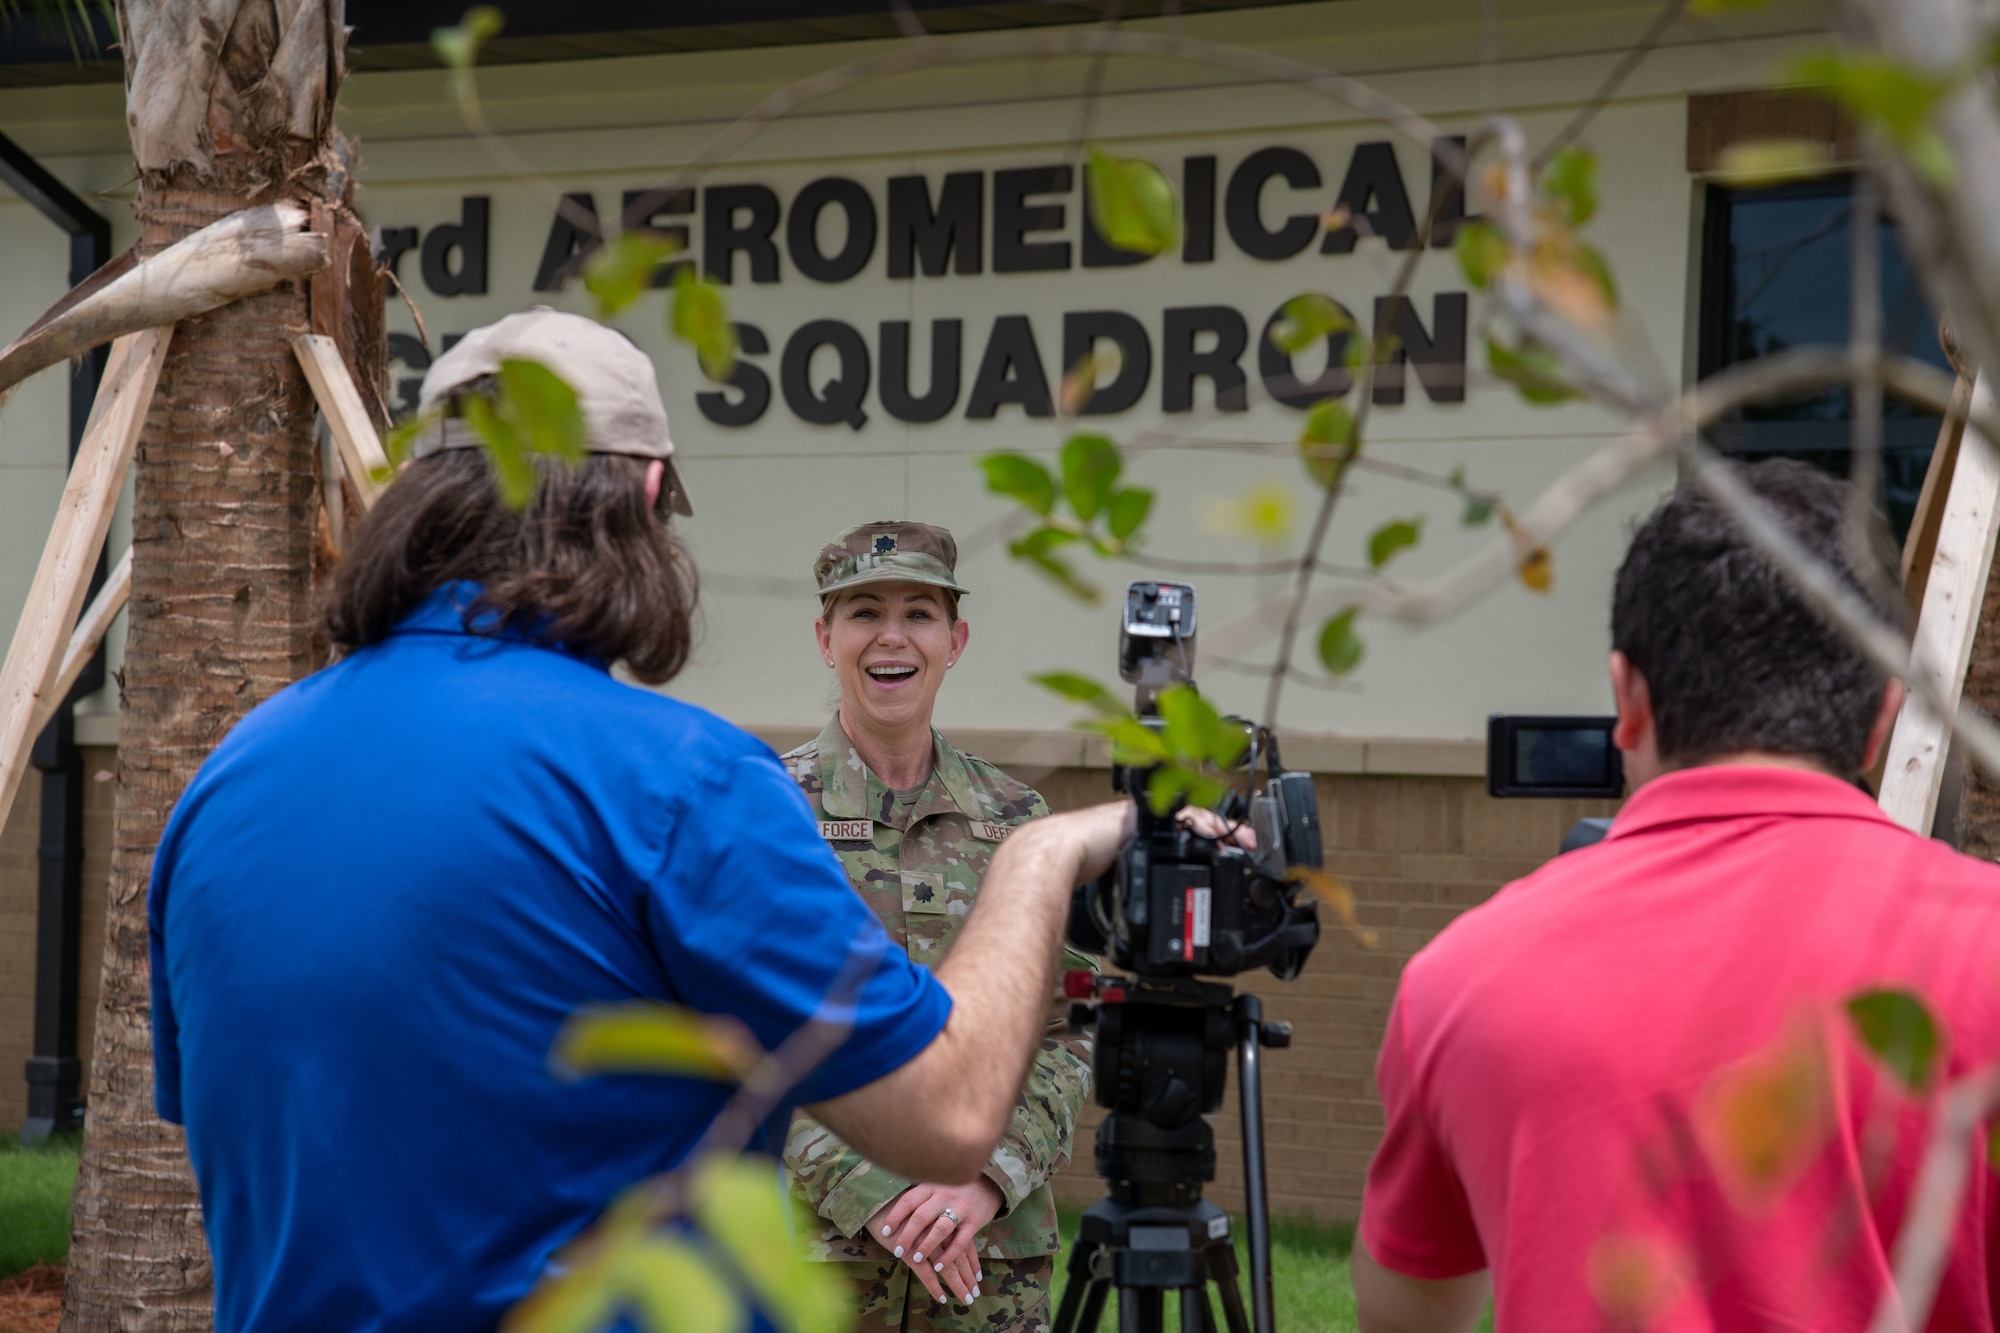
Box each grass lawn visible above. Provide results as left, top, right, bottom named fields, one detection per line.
left=0, top=1135, right=77, bottom=1279
left=1052, top=1205, right=1359, bottom=1333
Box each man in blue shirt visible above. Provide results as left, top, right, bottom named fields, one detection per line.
left=148, top=311, right=1135, bottom=1333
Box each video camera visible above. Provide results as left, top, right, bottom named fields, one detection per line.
left=1053, top=582, right=1320, bottom=1333
left=1485, top=713, right=1624, bottom=853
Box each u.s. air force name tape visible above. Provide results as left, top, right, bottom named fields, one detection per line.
left=821, top=820, right=872, bottom=841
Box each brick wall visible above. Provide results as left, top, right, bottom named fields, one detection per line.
left=0, top=749, right=1606, bottom=1225
left=0, top=746, right=116, bottom=1135
left=1035, top=767, right=1616, bottom=1222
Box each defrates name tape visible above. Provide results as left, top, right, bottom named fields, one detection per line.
left=820, top=820, right=872, bottom=841
left=970, top=820, right=1013, bottom=842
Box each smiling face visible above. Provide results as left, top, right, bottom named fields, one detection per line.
left=817, top=582, right=970, bottom=742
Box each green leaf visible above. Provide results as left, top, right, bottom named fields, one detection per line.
left=383, top=410, right=435, bottom=468
left=1060, top=433, right=1123, bottom=522
left=695, top=1158, right=846, bottom=1333
left=980, top=453, right=1057, bottom=516
left=1106, top=486, right=1154, bottom=542
left=671, top=267, right=737, bottom=382
left=1317, top=608, right=1364, bottom=677
left=498, top=358, right=588, bottom=462
left=1156, top=684, right=1246, bottom=769
left=1145, top=764, right=1228, bottom=817
left=585, top=230, right=682, bottom=318
left=1453, top=220, right=1508, bottom=291
left=1712, top=138, right=1836, bottom=188
left=1367, top=517, right=1424, bottom=569
left=1845, top=988, right=1942, bottom=1093
left=1461, top=493, right=1496, bottom=527
left=1690, top=0, right=1766, bottom=11
left=1785, top=50, right=1959, bottom=184
left=1087, top=716, right=1173, bottom=767
left=551, top=1003, right=761, bottom=1082
left=1085, top=148, right=1178, bottom=257
left=1486, top=337, right=1578, bottom=405
left=1034, top=671, right=1127, bottom=715
left=1298, top=401, right=1355, bottom=490
left=432, top=5, right=502, bottom=101
left=1267, top=294, right=1356, bottom=355
left=1008, top=528, right=1097, bottom=602
left=621, top=1236, right=744, bottom=1333
left=460, top=394, right=538, bottom=509
left=1540, top=147, right=1598, bottom=227
left=506, top=1239, right=628, bottom=1333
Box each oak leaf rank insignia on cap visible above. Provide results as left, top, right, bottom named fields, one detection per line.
left=815, top=520, right=970, bottom=598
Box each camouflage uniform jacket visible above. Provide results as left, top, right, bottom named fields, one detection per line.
left=781, top=715, right=1095, bottom=1260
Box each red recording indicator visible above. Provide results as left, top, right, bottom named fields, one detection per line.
left=1062, top=970, right=1097, bottom=998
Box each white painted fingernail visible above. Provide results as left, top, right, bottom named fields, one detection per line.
left=882, top=1226, right=893, bottom=1236
left=976, top=1270, right=984, bottom=1281
left=933, top=1262, right=943, bottom=1272
left=913, top=1252, right=923, bottom=1263
left=974, top=1286, right=982, bottom=1298
left=893, top=1247, right=904, bottom=1258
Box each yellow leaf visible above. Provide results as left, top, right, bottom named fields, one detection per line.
left=621, top=1236, right=746, bottom=1333
left=1712, top=138, right=1834, bottom=188
left=504, top=1242, right=625, bottom=1333
left=1695, top=1018, right=1834, bottom=1211
left=1202, top=483, right=1295, bottom=545
left=1286, top=866, right=1377, bottom=948
left=1059, top=347, right=1122, bottom=416
left=551, top=1003, right=761, bottom=1083
left=1586, top=1234, right=1691, bottom=1327
left=1528, top=237, right=1612, bottom=330
left=1517, top=546, right=1554, bottom=593
left=696, top=1158, right=851, bottom=1333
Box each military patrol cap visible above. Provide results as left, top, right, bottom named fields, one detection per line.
left=413, top=307, right=693, bottom=516
left=814, top=521, right=970, bottom=599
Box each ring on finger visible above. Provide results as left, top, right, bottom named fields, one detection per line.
left=939, top=1208, right=961, bottom=1228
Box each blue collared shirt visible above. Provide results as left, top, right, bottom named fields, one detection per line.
left=150, top=582, right=950, bottom=1333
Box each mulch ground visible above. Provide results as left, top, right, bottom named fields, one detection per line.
left=0, top=1264, right=62, bottom=1333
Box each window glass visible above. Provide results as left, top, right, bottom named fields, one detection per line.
left=1700, top=179, right=1953, bottom=540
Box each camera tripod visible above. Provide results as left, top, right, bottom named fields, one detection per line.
left=1050, top=990, right=1290, bottom=1333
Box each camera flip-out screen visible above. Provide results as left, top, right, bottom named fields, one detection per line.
left=1486, top=715, right=1624, bottom=799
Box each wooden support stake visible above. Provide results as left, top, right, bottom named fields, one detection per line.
left=294, top=333, right=388, bottom=511
left=0, top=327, right=170, bottom=836
left=29, top=545, right=131, bottom=741
left=1880, top=371, right=2000, bottom=834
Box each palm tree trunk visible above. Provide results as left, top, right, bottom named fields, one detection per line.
left=1956, top=574, right=2000, bottom=856
left=62, top=4, right=373, bottom=1328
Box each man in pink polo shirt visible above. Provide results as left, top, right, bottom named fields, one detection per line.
left=1355, top=459, right=2000, bottom=1333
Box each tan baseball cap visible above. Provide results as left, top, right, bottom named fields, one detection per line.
left=414, top=307, right=692, bottom=516
left=814, top=521, right=969, bottom=598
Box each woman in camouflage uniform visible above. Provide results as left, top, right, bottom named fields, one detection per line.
left=784, top=520, right=1095, bottom=1333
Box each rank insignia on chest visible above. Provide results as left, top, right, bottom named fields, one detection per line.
left=970, top=820, right=1013, bottom=842
left=820, top=820, right=873, bottom=842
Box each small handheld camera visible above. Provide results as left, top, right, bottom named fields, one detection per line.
left=1065, top=582, right=1321, bottom=981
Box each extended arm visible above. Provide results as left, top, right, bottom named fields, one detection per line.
left=809, top=802, right=1129, bottom=1184
left=1352, top=1235, right=1490, bottom=1333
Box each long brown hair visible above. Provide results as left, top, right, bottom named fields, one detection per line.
left=321, top=450, right=699, bottom=683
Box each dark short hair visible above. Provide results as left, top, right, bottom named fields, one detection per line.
left=1610, top=457, right=1901, bottom=775
left=321, top=449, right=698, bottom=684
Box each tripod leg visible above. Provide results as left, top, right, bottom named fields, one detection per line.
left=1179, top=1286, right=1210, bottom=1333
left=1205, top=1243, right=1253, bottom=1333
left=1121, top=1286, right=1165, bottom=1333
left=1052, top=1242, right=1101, bottom=1333
left=1076, top=1273, right=1112, bottom=1333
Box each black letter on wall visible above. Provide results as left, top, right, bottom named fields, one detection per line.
left=1258, top=303, right=1357, bottom=408
left=1371, top=293, right=1468, bottom=405
left=698, top=323, right=772, bottom=427
left=992, top=166, right=1073, bottom=273
left=532, top=192, right=602, bottom=292
left=782, top=320, right=871, bottom=428
left=1162, top=306, right=1249, bottom=412
left=388, top=332, right=431, bottom=416
left=880, top=320, right=962, bottom=423
left=788, top=178, right=878, bottom=283
left=1427, top=136, right=1474, bottom=248
left=1182, top=156, right=1217, bottom=264
left=1224, top=148, right=1320, bottom=261
left=704, top=184, right=782, bottom=284
left=1062, top=311, right=1152, bottom=415
left=1323, top=143, right=1418, bottom=253
left=966, top=316, right=1054, bottom=417
left=377, top=227, right=418, bottom=281
left=421, top=196, right=490, bottom=296
left=623, top=188, right=696, bottom=287
left=887, top=173, right=983, bottom=277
